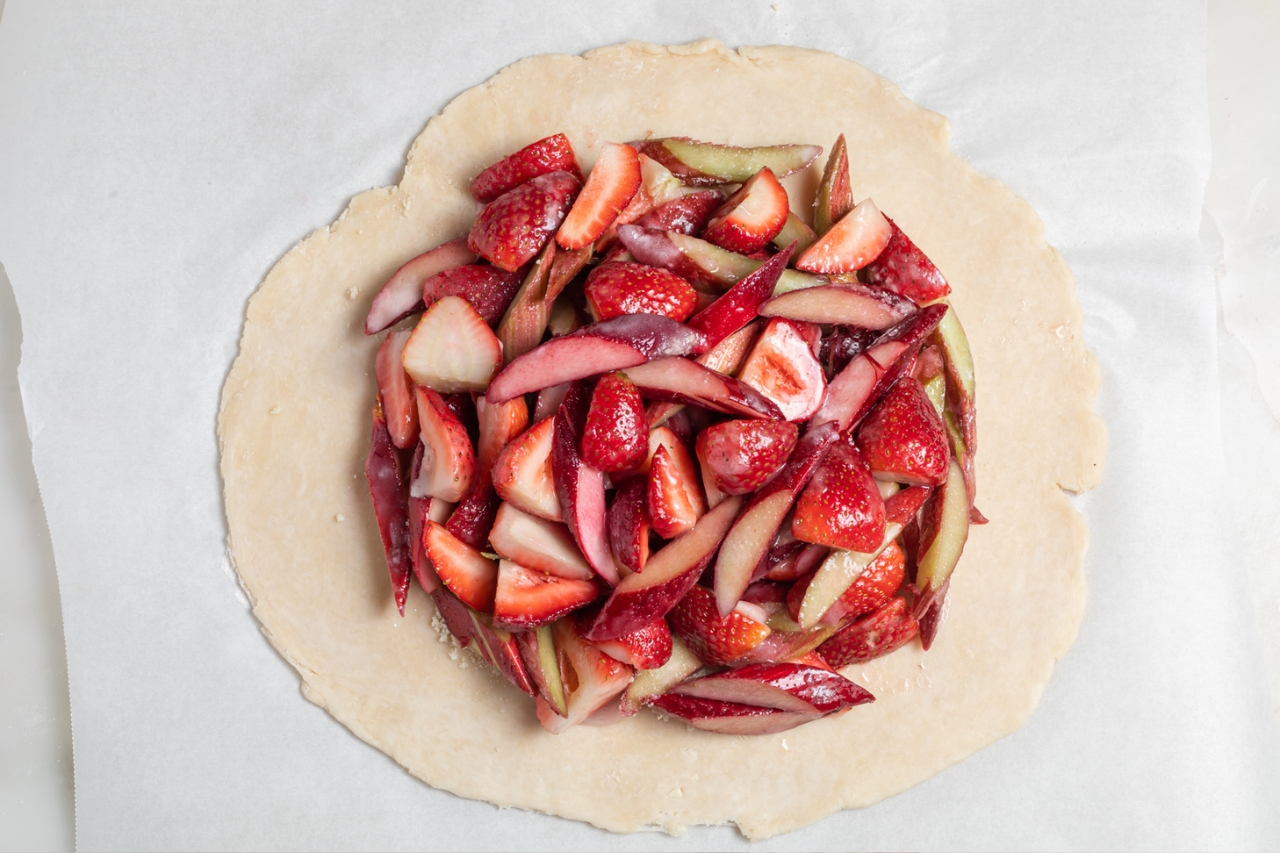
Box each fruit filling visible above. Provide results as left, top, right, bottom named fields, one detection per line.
left=363, top=133, right=979, bottom=735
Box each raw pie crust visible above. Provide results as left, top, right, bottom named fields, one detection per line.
left=218, top=40, right=1106, bottom=839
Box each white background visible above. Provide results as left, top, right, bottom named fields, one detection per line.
left=2, top=1, right=1279, bottom=850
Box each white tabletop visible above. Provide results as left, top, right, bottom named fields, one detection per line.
left=1, top=2, right=1277, bottom=850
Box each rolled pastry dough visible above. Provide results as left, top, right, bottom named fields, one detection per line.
left=218, top=40, right=1105, bottom=839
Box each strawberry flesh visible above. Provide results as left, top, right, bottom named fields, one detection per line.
left=492, top=560, right=598, bottom=630
left=702, top=167, right=790, bottom=254
left=423, top=522, right=498, bottom=612
left=647, top=444, right=706, bottom=539
left=589, top=617, right=673, bottom=670
left=738, top=317, right=827, bottom=422
left=556, top=142, right=641, bottom=250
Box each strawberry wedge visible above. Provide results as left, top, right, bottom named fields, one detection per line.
left=471, top=133, right=583, bottom=203
left=485, top=314, right=708, bottom=404
left=557, top=142, right=642, bottom=250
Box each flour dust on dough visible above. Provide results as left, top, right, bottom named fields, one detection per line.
left=218, top=40, right=1106, bottom=839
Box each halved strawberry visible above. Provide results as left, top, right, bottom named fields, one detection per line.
left=408, top=386, right=475, bottom=503
left=648, top=443, right=705, bottom=539
left=695, top=419, right=799, bottom=495
left=420, top=264, right=524, bottom=326
left=469, top=170, right=580, bottom=272
left=423, top=522, right=498, bottom=612
left=556, top=142, right=642, bottom=250
left=667, top=585, right=771, bottom=666
left=817, top=596, right=919, bottom=668
left=489, top=502, right=593, bottom=581
left=401, top=295, right=502, bottom=393
left=702, top=167, right=789, bottom=254
left=475, top=395, right=529, bottom=473
left=470, top=133, right=582, bottom=203
left=862, top=216, right=951, bottom=305
left=492, top=560, right=598, bottom=630
left=857, top=376, right=950, bottom=486
left=582, top=371, right=648, bottom=474
left=582, top=262, right=699, bottom=323
left=737, top=317, right=827, bottom=422
left=791, top=434, right=886, bottom=552
left=587, top=617, right=672, bottom=670
left=375, top=329, right=418, bottom=449
left=796, top=198, right=892, bottom=274
left=491, top=417, right=561, bottom=521
left=535, top=618, right=634, bottom=733
left=788, top=540, right=905, bottom=624
left=607, top=476, right=650, bottom=575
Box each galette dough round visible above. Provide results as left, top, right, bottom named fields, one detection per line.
left=218, top=40, right=1106, bottom=839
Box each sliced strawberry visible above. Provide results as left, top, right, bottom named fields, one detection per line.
left=588, top=617, right=672, bottom=670
left=607, top=476, right=650, bottom=575
left=423, top=522, right=498, bottom=612
left=788, top=540, right=905, bottom=624
left=738, top=317, right=827, bottom=422
left=796, top=198, right=892, bottom=274
left=375, top=330, right=419, bottom=448
left=409, top=386, right=475, bottom=503
left=489, top=502, right=593, bottom=581
left=582, top=371, right=648, bottom=473
left=420, top=263, right=524, bottom=326
left=366, top=407, right=413, bottom=615
left=595, top=153, right=685, bottom=248
left=791, top=434, right=886, bottom=552
left=492, top=560, right=598, bottom=630
left=470, top=133, right=582, bottom=203
left=817, top=596, right=919, bottom=668
left=475, top=395, right=529, bottom=473
left=857, top=376, right=950, bottom=486
left=667, top=586, right=771, bottom=666
left=556, top=142, right=642, bottom=250
left=491, top=416, right=561, bottom=521
left=365, top=238, right=477, bottom=335
left=635, top=189, right=724, bottom=235
left=647, top=443, right=705, bottom=539
left=443, top=482, right=499, bottom=550
left=695, top=419, right=799, bottom=495
left=469, top=170, right=580, bottom=272
left=862, top=216, right=951, bottom=305
left=702, top=167, right=789, bottom=254
left=813, top=134, right=853, bottom=237
left=535, top=618, right=634, bottom=733
left=401, top=295, right=502, bottom=393
left=582, top=262, right=698, bottom=323
left=407, top=495, right=443, bottom=593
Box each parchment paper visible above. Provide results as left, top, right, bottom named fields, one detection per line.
left=0, top=0, right=1277, bottom=849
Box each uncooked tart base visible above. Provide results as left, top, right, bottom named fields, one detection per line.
left=218, top=40, right=1106, bottom=839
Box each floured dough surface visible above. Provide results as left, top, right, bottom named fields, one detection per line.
left=218, top=40, right=1105, bottom=839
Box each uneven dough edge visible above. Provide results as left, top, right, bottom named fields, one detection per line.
left=218, top=40, right=1106, bottom=840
